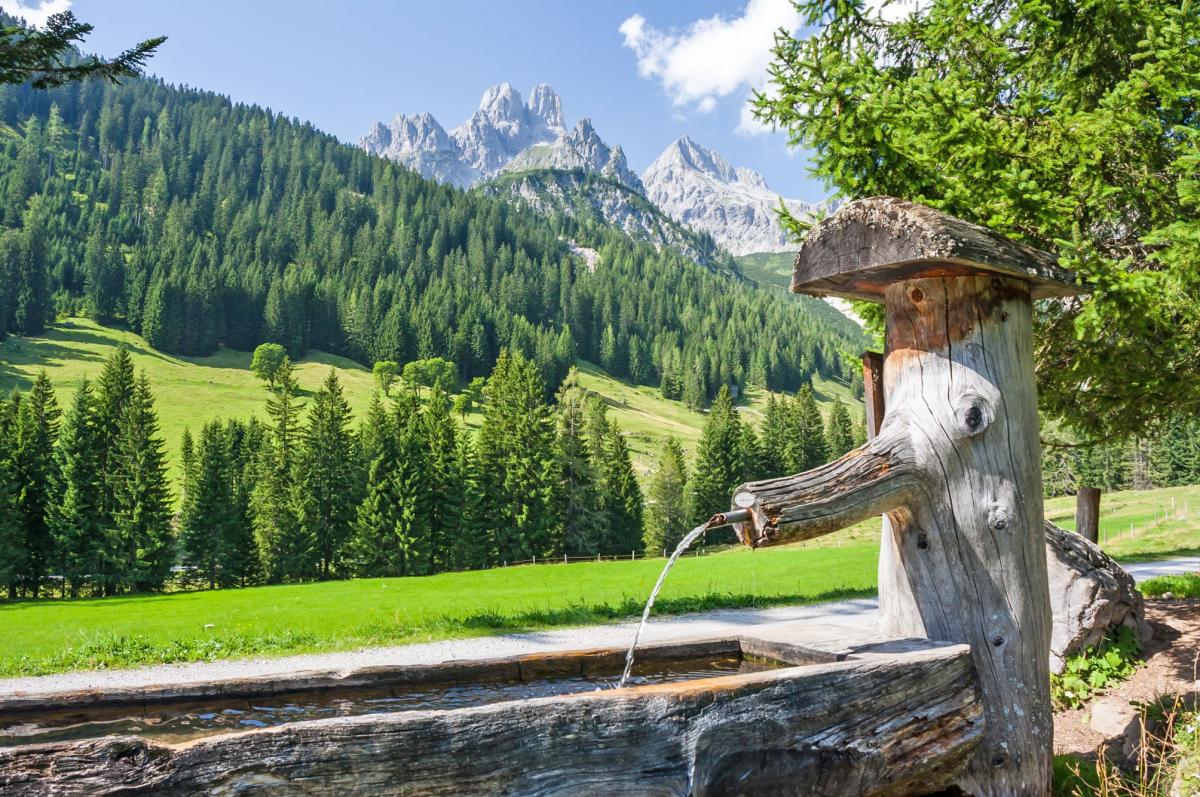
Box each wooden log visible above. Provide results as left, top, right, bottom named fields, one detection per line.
left=733, top=423, right=917, bottom=548
left=736, top=276, right=1053, bottom=796
left=0, top=645, right=982, bottom=797
left=1075, top=487, right=1101, bottom=544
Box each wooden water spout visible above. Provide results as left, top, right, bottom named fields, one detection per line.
left=733, top=197, right=1086, bottom=796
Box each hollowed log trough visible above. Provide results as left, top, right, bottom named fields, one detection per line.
left=0, top=630, right=981, bottom=796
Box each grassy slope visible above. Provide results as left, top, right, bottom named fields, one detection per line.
left=0, top=318, right=378, bottom=483
left=734, top=250, right=796, bottom=292
left=0, top=319, right=865, bottom=482
left=574, top=361, right=862, bottom=477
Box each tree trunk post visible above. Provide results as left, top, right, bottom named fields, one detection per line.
left=732, top=197, right=1088, bottom=796
left=1075, top=486, right=1101, bottom=544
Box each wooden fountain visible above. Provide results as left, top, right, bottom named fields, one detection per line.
left=734, top=196, right=1085, bottom=796
left=0, top=197, right=1080, bottom=796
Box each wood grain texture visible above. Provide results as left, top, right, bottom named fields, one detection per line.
left=737, top=275, right=1053, bottom=795
left=0, top=646, right=982, bottom=797
left=790, top=196, right=1084, bottom=302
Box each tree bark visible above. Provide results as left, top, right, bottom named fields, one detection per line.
left=1075, top=487, right=1101, bottom=544
left=737, top=275, right=1053, bottom=796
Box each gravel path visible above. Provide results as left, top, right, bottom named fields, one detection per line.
left=2, top=557, right=1194, bottom=698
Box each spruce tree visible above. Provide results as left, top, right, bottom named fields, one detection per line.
left=423, top=379, right=462, bottom=572
left=221, top=418, right=263, bottom=587
left=110, top=374, right=174, bottom=592
left=475, top=349, right=559, bottom=563
left=52, top=379, right=104, bottom=597
left=454, top=432, right=489, bottom=570
left=786, top=385, right=828, bottom=472
left=179, top=427, right=196, bottom=504
left=826, top=401, right=855, bottom=459
left=181, top=421, right=231, bottom=589
left=13, top=371, right=60, bottom=597
left=0, top=396, right=22, bottom=597
left=94, top=346, right=136, bottom=584
left=688, top=385, right=745, bottom=536
left=252, top=357, right=311, bottom=581
left=353, top=427, right=402, bottom=576
left=297, top=370, right=359, bottom=578
left=388, top=390, right=433, bottom=575
left=596, top=419, right=644, bottom=555
left=644, top=437, right=690, bottom=555
left=554, top=375, right=602, bottom=557
left=758, top=393, right=788, bottom=479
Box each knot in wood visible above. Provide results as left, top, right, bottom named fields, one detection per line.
left=987, top=504, right=1011, bottom=531
left=952, top=393, right=994, bottom=438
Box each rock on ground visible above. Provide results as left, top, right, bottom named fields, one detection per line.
left=1045, top=520, right=1152, bottom=673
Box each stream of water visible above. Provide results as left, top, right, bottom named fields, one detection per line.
left=616, top=518, right=715, bottom=689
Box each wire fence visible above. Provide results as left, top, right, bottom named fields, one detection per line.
left=497, top=545, right=733, bottom=568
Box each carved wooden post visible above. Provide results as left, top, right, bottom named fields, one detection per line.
left=732, top=197, right=1086, bottom=796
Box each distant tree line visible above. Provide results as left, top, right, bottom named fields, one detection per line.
left=1043, top=419, right=1200, bottom=497
left=0, top=71, right=865, bottom=410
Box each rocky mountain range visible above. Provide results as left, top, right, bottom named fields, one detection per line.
left=642, top=136, right=825, bottom=256
left=359, top=83, right=824, bottom=258
left=359, top=82, right=565, bottom=187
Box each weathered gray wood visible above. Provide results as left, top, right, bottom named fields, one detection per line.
left=0, top=645, right=982, bottom=797
left=1075, top=487, right=1101, bottom=544
left=732, top=422, right=917, bottom=548
left=736, top=275, right=1053, bottom=795
left=791, top=196, right=1085, bottom=301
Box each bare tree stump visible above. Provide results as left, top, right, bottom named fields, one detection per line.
left=1075, top=487, right=1101, bottom=544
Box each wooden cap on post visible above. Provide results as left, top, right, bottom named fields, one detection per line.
left=792, top=196, right=1086, bottom=302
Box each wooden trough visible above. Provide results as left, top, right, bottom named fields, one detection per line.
left=0, top=626, right=981, bottom=796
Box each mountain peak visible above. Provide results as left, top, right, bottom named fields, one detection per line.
left=478, top=82, right=524, bottom=123
left=526, top=83, right=564, bottom=133
left=643, top=137, right=825, bottom=255
left=658, top=135, right=737, bottom=184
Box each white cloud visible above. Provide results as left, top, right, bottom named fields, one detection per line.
left=737, top=98, right=772, bottom=136
left=619, top=0, right=801, bottom=124
left=7, top=0, right=72, bottom=28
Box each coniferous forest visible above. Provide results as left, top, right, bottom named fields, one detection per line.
left=0, top=341, right=873, bottom=598
left=0, top=73, right=865, bottom=403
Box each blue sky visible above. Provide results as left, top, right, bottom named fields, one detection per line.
left=26, top=0, right=827, bottom=201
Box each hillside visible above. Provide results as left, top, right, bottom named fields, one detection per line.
left=734, top=251, right=796, bottom=292
left=0, top=319, right=866, bottom=483
left=483, top=167, right=729, bottom=270
left=0, top=73, right=866, bottom=407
